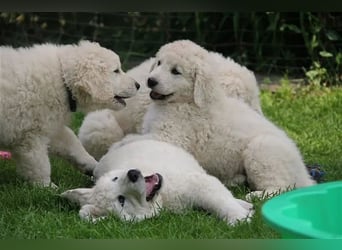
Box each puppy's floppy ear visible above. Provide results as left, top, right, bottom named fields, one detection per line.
left=60, top=188, right=93, bottom=206
left=73, top=55, right=114, bottom=102
left=60, top=42, right=114, bottom=103
left=193, top=60, right=217, bottom=108
left=149, top=58, right=157, bottom=72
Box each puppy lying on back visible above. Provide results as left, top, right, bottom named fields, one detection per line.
left=61, top=140, right=254, bottom=226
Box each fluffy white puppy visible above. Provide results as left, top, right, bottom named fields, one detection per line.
left=79, top=40, right=262, bottom=160
left=114, top=40, right=315, bottom=199
left=0, top=40, right=139, bottom=186
left=78, top=58, right=154, bottom=160
left=61, top=139, right=254, bottom=226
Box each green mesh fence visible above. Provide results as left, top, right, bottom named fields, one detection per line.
left=0, top=12, right=341, bottom=81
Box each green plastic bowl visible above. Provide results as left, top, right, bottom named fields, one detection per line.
left=262, top=181, right=342, bottom=239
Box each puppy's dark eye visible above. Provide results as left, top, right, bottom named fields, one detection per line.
left=112, top=177, right=118, bottom=182
left=171, top=67, right=181, bottom=75
left=118, top=195, right=125, bottom=207
left=157, top=60, right=161, bottom=66
left=114, top=69, right=120, bottom=73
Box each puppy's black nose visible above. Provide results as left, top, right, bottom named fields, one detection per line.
left=127, top=169, right=141, bottom=183
left=147, top=78, right=158, bottom=88
left=135, top=82, right=140, bottom=90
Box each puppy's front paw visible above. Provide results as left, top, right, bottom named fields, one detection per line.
left=79, top=204, right=96, bottom=221
left=33, top=180, right=58, bottom=189
left=225, top=206, right=255, bottom=226
left=78, top=158, right=98, bottom=176
left=236, top=198, right=254, bottom=211
left=79, top=204, right=106, bottom=223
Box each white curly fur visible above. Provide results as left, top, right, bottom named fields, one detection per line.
left=79, top=40, right=262, bottom=160
left=112, top=40, right=315, bottom=199
left=0, top=40, right=139, bottom=186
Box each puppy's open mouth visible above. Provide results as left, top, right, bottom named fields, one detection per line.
left=144, top=173, right=163, bottom=201
left=150, top=91, right=173, bottom=101
left=114, top=95, right=129, bottom=106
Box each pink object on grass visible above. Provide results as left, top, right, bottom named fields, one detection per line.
left=0, top=151, right=12, bottom=160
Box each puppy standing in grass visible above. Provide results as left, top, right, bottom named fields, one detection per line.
left=114, top=40, right=315, bottom=199
left=0, top=41, right=140, bottom=186
left=61, top=140, right=254, bottom=226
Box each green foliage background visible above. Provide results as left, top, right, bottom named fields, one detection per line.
left=0, top=12, right=341, bottom=84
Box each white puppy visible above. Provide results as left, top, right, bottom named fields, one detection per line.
left=79, top=40, right=262, bottom=160
left=78, top=58, right=154, bottom=160
left=0, top=41, right=139, bottom=186
left=61, top=140, right=254, bottom=226
left=114, top=40, right=315, bottom=199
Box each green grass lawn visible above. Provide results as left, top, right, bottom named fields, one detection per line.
left=0, top=85, right=341, bottom=239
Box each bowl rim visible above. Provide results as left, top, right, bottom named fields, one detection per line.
left=262, top=181, right=342, bottom=239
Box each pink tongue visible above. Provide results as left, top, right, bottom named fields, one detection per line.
left=145, top=174, right=159, bottom=196
left=151, top=91, right=163, bottom=99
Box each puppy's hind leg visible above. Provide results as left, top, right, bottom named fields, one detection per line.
left=242, top=135, right=314, bottom=201
left=50, top=126, right=97, bottom=175
left=14, top=136, right=55, bottom=187
left=182, top=173, right=254, bottom=226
